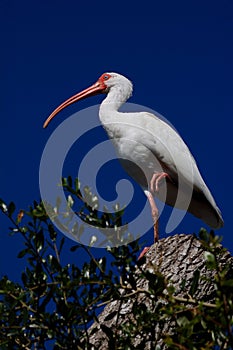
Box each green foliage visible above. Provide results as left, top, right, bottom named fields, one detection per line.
left=0, top=182, right=233, bottom=349
left=57, top=177, right=132, bottom=247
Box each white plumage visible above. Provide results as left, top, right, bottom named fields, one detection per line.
left=43, top=72, right=223, bottom=236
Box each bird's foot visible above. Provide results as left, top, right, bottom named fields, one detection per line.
left=138, top=225, right=159, bottom=260
left=138, top=247, right=150, bottom=260
left=150, top=171, right=171, bottom=193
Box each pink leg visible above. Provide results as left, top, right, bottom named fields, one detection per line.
left=138, top=190, right=159, bottom=260
left=150, top=172, right=170, bottom=193
left=145, top=190, right=159, bottom=242
left=138, top=172, right=171, bottom=260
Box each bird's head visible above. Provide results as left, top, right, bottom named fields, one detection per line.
left=43, top=72, right=133, bottom=128
left=99, top=72, right=133, bottom=93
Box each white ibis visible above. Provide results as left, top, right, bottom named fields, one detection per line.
left=43, top=72, right=224, bottom=253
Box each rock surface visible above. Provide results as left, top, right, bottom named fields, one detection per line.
left=88, top=234, right=232, bottom=349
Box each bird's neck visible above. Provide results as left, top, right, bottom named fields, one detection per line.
left=99, top=85, right=131, bottom=123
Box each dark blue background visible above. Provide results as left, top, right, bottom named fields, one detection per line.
left=1, top=1, right=232, bottom=279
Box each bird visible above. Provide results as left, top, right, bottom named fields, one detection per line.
left=43, top=72, right=223, bottom=255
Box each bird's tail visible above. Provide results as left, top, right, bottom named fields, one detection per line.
left=188, top=185, right=224, bottom=229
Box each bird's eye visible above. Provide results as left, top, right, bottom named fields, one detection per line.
left=103, top=74, right=110, bottom=80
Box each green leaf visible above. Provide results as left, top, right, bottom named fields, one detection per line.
left=221, top=279, right=233, bottom=287
left=67, top=195, right=74, bottom=208
left=177, top=316, right=189, bottom=327
left=21, top=271, right=28, bottom=285
left=70, top=244, right=81, bottom=252
left=17, top=249, right=29, bottom=259
left=48, top=254, right=61, bottom=271
left=100, top=324, right=114, bottom=340
left=104, top=310, right=117, bottom=321
left=67, top=175, right=73, bottom=187
left=58, top=237, right=65, bottom=254
left=48, top=224, right=57, bottom=241
left=34, top=230, right=44, bottom=252
left=75, top=178, right=81, bottom=192
left=0, top=198, right=8, bottom=212
left=189, top=269, right=200, bottom=297
left=199, top=228, right=209, bottom=242
left=8, top=201, right=16, bottom=217
left=62, top=177, right=67, bottom=187
left=204, top=251, right=216, bottom=268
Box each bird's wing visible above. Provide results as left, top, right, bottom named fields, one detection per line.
left=132, top=112, right=223, bottom=228
left=133, top=112, right=201, bottom=185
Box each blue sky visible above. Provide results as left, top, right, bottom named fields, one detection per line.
left=1, top=1, right=232, bottom=279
